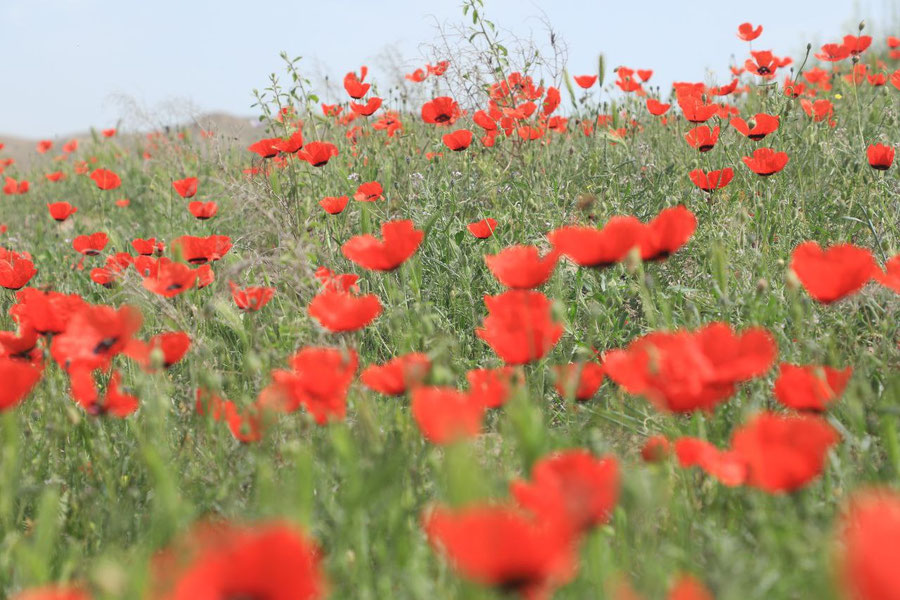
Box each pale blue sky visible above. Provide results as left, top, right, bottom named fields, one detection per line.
left=0, top=0, right=895, bottom=138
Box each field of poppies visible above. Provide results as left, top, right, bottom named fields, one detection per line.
left=1, top=6, right=899, bottom=599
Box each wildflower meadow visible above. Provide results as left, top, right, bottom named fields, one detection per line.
left=0, top=3, right=899, bottom=599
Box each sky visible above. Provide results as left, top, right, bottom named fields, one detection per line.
left=0, top=0, right=896, bottom=138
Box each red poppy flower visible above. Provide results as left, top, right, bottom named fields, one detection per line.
left=2, top=177, right=30, bottom=195
left=319, top=195, right=349, bottom=215
left=790, top=241, right=876, bottom=303
left=229, top=281, right=274, bottom=311
left=187, top=201, right=218, bottom=220
left=543, top=87, right=561, bottom=115
left=423, top=504, right=576, bottom=598
left=573, top=74, right=597, bottom=88
left=142, top=259, right=198, bottom=298
left=343, top=70, right=370, bottom=99
left=154, top=521, right=326, bottom=600
left=36, top=140, right=53, bottom=154
left=50, top=304, right=142, bottom=372
left=421, top=96, right=461, bottom=125
left=604, top=323, right=776, bottom=413
left=171, top=235, right=232, bottom=264
left=273, top=129, right=304, bottom=154
left=132, top=238, right=164, bottom=256
left=745, top=50, right=778, bottom=76
left=172, top=177, right=198, bottom=198
left=800, top=98, right=835, bottom=123
left=511, top=449, right=619, bottom=535
left=411, top=386, right=485, bottom=444
left=62, top=139, right=78, bottom=153
left=674, top=437, right=748, bottom=486
left=350, top=97, right=382, bottom=116
left=90, top=168, right=121, bottom=190
left=668, top=575, right=715, bottom=600
left=875, top=254, right=900, bottom=293
left=307, top=288, right=381, bottom=332
left=0, top=357, right=43, bottom=411
left=72, top=232, right=108, bottom=256
left=731, top=412, right=839, bottom=493
left=45, top=171, right=65, bottom=182
left=466, top=367, right=516, bottom=408
left=298, top=141, right=339, bottom=167
left=646, top=98, right=671, bottom=116
left=484, top=245, right=559, bottom=289
left=730, top=113, right=780, bottom=140
left=548, top=217, right=644, bottom=267
left=126, top=330, right=191, bottom=370
left=737, top=22, right=763, bottom=41
left=773, top=363, right=852, bottom=412
left=10, top=288, right=86, bottom=336
left=476, top=290, right=563, bottom=365
left=115, top=198, right=130, bottom=207
left=101, top=128, right=116, bottom=138
left=354, top=181, right=383, bottom=202
left=79, top=370, right=139, bottom=417
left=442, top=129, right=474, bottom=151
left=0, top=251, right=37, bottom=290
left=468, top=218, right=498, bottom=238
left=640, top=205, right=697, bottom=261
left=678, top=96, right=719, bottom=123
left=689, top=168, right=734, bottom=192
left=843, top=34, right=872, bottom=55
left=742, top=147, right=789, bottom=176
left=641, top=435, right=671, bottom=462
left=406, top=68, right=427, bottom=82
left=867, top=143, right=895, bottom=170
left=47, top=202, right=77, bottom=222
left=361, top=352, right=430, bottom=395
left=342, top=219, right=424, bottom=271
left=427, top=60, right=449, bottom=76
left=710, top=78, right=739, bottom=96
left=265, top=346, right=358, bottom=423
left=248, top=137, right=282, bottom=158
left=684, top=125, right=719, bottom=152
left=838, top=489, right=900, bottom=600
left=0, top=325, right=39, bottom=361
left=553, top=361, right=605, bottom=400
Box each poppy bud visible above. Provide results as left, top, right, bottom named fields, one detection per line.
left=149, top=346, right=166, bottom=370
left=786, top=269, right=801, bottom=292
left=756, top=278, right=769, bottom=293
left=624, top=246, right=642, bottom=274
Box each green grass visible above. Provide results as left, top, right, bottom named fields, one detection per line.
left=1, top=38, right=899, bottom=600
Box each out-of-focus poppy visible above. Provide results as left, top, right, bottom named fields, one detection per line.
left=307, top=288, right=382, bottom=332
left=737, top=22, right=763, bottom=41
left=423, top=503, right=576, bottom=598
left=837, top=489, right=900, bottom=600
left=553, top=361, right=605, bottom=400
left=90, top=168, right=121, bottom=190
left=773, top=363, right=852, bottom=412
left=484, top=245, right=559, bottom=289
left=173, top=177, right=199, bottom=198
left=342, top=220, right=424, bottom=271
left=229, top=281, right=275, bottom=311
left=790, top=241, right=876, bottom=303
left=361, top=352, right=430, bottom=396
left=411, top=386, right=485, bottom=444
left=573, top=75, right=598, bottom=88
left=476, top=290, right=563, bottom=365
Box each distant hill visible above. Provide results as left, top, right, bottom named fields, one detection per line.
left=0, top=112, right=263, bottom=172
